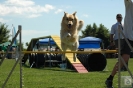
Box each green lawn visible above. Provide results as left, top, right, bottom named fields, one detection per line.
left=0, top=59, right=133, bottom=88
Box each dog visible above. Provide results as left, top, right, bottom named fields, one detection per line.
left=60, top=12, right=84, bottom=62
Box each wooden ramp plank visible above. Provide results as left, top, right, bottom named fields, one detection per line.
left=72, top=63, right=88, bottom=73
left=51, top=35, right=88, bottom=73
left=65, top=53, right=80, bottom=63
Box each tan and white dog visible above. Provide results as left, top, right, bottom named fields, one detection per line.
left=60, top=12, right=84, bottom=62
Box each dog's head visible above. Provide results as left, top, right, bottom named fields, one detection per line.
left=62, top=12, right=77, bottom=29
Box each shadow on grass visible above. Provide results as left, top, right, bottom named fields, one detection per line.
left=39, top=67, right=77, bottom=73
left=99, top=71, right=112, bottom=73
left=46, top=68, right=76, bottom=73
left=22, top=64, right=76, bottom=73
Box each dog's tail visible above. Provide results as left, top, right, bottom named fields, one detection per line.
left=77, top=20, right=84, bottom=31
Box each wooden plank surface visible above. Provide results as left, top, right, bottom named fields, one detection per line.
left=51, top=35, right=88, bottom=73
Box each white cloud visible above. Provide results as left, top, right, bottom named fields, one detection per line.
left=55, top=9, right=63, bottom=14
left=45, top=4, right=55, bottom=10
left=28, top=14, right=42, bottom=18
left=82, top=14, right=89, bottom=18
left=0, top=0, right=55, bottom=17
left=5, top=0, right=35, bottom=6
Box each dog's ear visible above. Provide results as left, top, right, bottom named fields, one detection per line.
left=64, top=12, right=68, bottom=16
left=73, top=12, right=77, bottom=16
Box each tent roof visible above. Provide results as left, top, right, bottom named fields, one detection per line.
left=79, top=36, right=102, bottom=42
left=39, top=38, right=55, bottom=44
left=39, top=38, right=53, bottom=42
left=78, top=36, right=101, bottom=48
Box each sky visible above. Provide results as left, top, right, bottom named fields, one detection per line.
left=0, top=0, right=127, bottom=47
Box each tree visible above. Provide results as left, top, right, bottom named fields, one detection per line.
left=0, top=23, right=10, bottom=43
left=80, top=23, right=110, bottom=48
left=25, top=42, right=29, bottom=47
left=96, top=24, right=110, bottom=48
left=81, top=23, right=98, bottom=38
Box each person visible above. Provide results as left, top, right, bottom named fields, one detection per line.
left=55, top=46, right=60, bottom=53
left=7, top=45, right=12, bottom=59
left=105, top=14, right=123, bottom=87
left=105, top=0, right=133, bottom=88
left=110, top=14, right=124, bottom=49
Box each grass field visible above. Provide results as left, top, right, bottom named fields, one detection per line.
left=0, top=58, right=133, bottom=88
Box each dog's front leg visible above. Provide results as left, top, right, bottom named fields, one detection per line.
left=61, top=42, right=67, bottom=62
left=73, top=53, right=76, bottom=62
left=71, top=45, right=77, bottom=62
left=72, top=41, right=79, bottom=62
